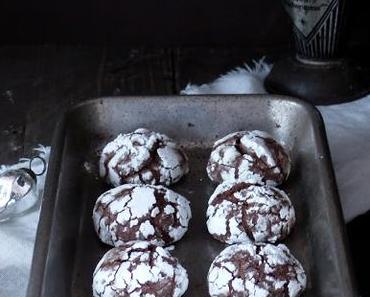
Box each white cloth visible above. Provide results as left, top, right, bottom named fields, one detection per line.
left=0, top=146, right=50, bottom=297
left=182, top=58, right=370, bottom=223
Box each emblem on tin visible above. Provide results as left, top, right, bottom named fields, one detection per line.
left=282, top=0, right=335, bottom=38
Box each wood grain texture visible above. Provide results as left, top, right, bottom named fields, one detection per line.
left=0, top=46, right=42, bottom=163
left=0, top=46, right=174, bottom=157
left=23, top=45, right=103, bottom=152
left=100, top=47, right=174, bottom=96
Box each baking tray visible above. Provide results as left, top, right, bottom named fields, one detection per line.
left=27, top=95, right=357, bottom=297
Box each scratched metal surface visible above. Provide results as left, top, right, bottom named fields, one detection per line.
left=27, top=95, right=357, bottom=297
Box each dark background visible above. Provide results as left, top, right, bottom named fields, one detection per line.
left=0, top=0, right=369, bottom=50
left=0, top=1, right=370, bottom=296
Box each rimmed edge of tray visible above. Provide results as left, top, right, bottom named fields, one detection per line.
left=26, top=95, right=358, bottom=297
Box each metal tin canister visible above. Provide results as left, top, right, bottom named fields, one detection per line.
left=282, top=0, right=344, bottom=60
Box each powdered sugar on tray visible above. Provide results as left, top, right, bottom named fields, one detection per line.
left=208, top=243, right=306, bottom=297
left=206, top=181, right=295, bottom=244
left=207, top=130, right=291, bottom=186
left=93, top=184, right=192, bottom=247
left=93, top=241, right=188, bottom=297
left=99, top=128, right=189, bottom=186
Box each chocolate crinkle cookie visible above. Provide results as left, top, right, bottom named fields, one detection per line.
left=207, top=130, right=291, bottom=186
left=93, top=184, right=191, bottom=247
left=206, top=181, right=295, bottom=244
left=208, top=243, right=306, bottom=297
left=100, top=128, right=189, bottom=186
left=93, top=241, right=188, bottom=297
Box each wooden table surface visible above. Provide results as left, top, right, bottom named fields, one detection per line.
left=0, top=45, right=368, bottom=296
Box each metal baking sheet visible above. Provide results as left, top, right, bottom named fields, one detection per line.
left=27, top=95, right=357, bottom=297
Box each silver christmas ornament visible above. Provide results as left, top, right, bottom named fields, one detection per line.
left=0, top=157, right=46, bottom=222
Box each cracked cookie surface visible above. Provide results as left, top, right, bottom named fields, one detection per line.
left=206, top=181, right=295, bottom=244
left=93, top=241, right=188, bottom=297
left=207, top=130, right=291, bottom=186
left=208, top=243, right=306, bottom=297
left=93, top=184, right=192, bottom=246
left=100, top=128, right=189, bottom=186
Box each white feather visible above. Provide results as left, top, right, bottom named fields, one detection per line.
left=181, top=58, right=272, bottom=95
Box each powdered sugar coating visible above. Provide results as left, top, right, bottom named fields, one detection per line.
left=93, top=241, right=188, bottom=297
left=206, top=181, right=295, bottom=244
left=208, top=243, right=306, bottom=297
left=207, top=130, right=291, bottom=186
left=100, top=128, right=189, bottom=186
left=93, top=184, right=192, bottom=247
